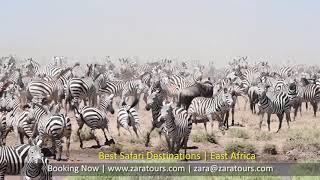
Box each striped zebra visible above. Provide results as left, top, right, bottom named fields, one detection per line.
left=301, top=83, right=320, bottom=117
left=27, top=103, right=71, bottom=161
left=0, top=113, right=6, bottom=146
left=116, top=98, right=141, bottom=138
left=27, top=67, right=73, bottom=105
left=65, top=76, right=99, bottom=110
left=21, top=139, right=52, bottom=180
left=2, top=97, right=35, bottom=145
left=287, top=82, right=303, bottom=121
left=74, top=94, right=115, bottom=148
left=158, top=101, right=192, bottom=154
left=257, top=85, right=291, bottom=132
left=0, top=139, right=51, bottom=180
left=145, top=89, right=167, bottom=147
left=187, top=88, right=234, bottom=136
left=248, top=86, right=260, bottom=114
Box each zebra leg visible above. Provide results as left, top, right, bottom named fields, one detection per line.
left=117, top=121, right=121, bottom=137
left=223, top=112, right=229, bottom=129
left=145, top=125, right=155, bottom=147
left=203, top=122, right=208, bottom=134
left=19, top=132, right=24, bottom=144
left=104, top=126, right=115, bottom=145
left=102, top=128, right=110, bottom=145
left=276, top=113, right=284, bottom=133
left=0, top=166, right=6, bottom=180
left=311, top=101, right=318, bottom=117
left=133, top=126, right=139, bottom=138
left=285, top=112, right=291, bottom=129
left=231, top=107, right=235, bottom=126
left=55, top=139, right=63, bottom=161
left=77, top=122, right=84, bottom=149
left=243, top=95, right=249, bottom=111
left=91, top=129, right=101, bottom=147
left=259, top=113, right=265, bottom=130
left=293, top=105, right=298, bottom=121
left=267, top=113, right=272, bottom=132
left=66, top=136, right=71, bottom=159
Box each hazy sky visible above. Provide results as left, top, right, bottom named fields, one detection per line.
left=0, top=0, right=319, bottom=67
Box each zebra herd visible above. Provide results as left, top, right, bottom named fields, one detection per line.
left=0, top=55, right=320, bottom=179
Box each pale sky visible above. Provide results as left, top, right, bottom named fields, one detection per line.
left=0, top=0, right=319, bottom=67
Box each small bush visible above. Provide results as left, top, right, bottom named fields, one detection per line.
left=263, top=144, right=277, bottom=155
left=229, top=128, right=249, bottom=139
left=225, top=141, right=256, bottom=154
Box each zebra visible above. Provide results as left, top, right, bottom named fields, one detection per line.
left=187, top=88, right=234, bottom=136
left=0, top=139, right=51, bottom=180
left=158, top=101, right=192, bottom=154
left=74, top=94, right=115, bottom=148
left=27, top=67, right=73, bottom=105
left=248, top=86, right=260, bottom=114
left=27, top=103, right=71, bottom=161
left=21, top=139, right=52, bottom=180
left=116, top=97, right=141, bottom=138
left=144, top=89, right=167, bottom=147
left=257, top=85, right=291, bottom=132
left=301, top=83, right=320, bottom=117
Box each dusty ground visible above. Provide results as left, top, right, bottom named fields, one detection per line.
left=5, top=97, right=320, bottom=179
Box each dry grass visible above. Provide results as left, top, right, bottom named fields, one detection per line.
left=225, top=141, right=256, bottom=154
left=228, top=128, right=249, bottom=139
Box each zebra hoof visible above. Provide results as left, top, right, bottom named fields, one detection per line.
left=80, top=144, right=84, bottom=149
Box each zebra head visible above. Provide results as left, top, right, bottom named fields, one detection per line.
left=158, top=101, right=173, bottom=122
left=145, top=90, right=160, bottom=111
left=26, top=137, right=44, bottom=164
left=220, top=88, right=234, bottom=107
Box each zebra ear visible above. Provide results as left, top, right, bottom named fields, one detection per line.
left=109, top=94, right=115, bottom=99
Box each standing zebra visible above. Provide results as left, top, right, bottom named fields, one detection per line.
left=257, top=85, right=291, bottom=132
left=187, top=88, right=234, bottom=136
left=21, top=139, right=52, bottom=180
left=27, top=103, right=71, bottom=161
left=158, top=101, right=192, bottom=154
left=145, top=89, right=166, bottom=147
left=117, top=97, right=141, bottom=138
left=74, top=94, right=115, bottom=148
left=301, top=84, right=320, bottom=117
left=0, top=139, right=51, bottom=180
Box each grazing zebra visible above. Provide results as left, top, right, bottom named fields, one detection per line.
left=74, top=94, right=115, bottom=148
left=27, top=103, right=71, bottom=161
left=257, top=85, right=291, bottom=132
left=188, top=88, right=234, bottom=136
left=158, top=101, right=192, bottom=154
left=21, top=139, right=52, bottom=180
left=0, top=139, right=51, bottom=180
left=117, top=98, right=141, bottom=138
left=145, top=89, right=166, bottom=147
